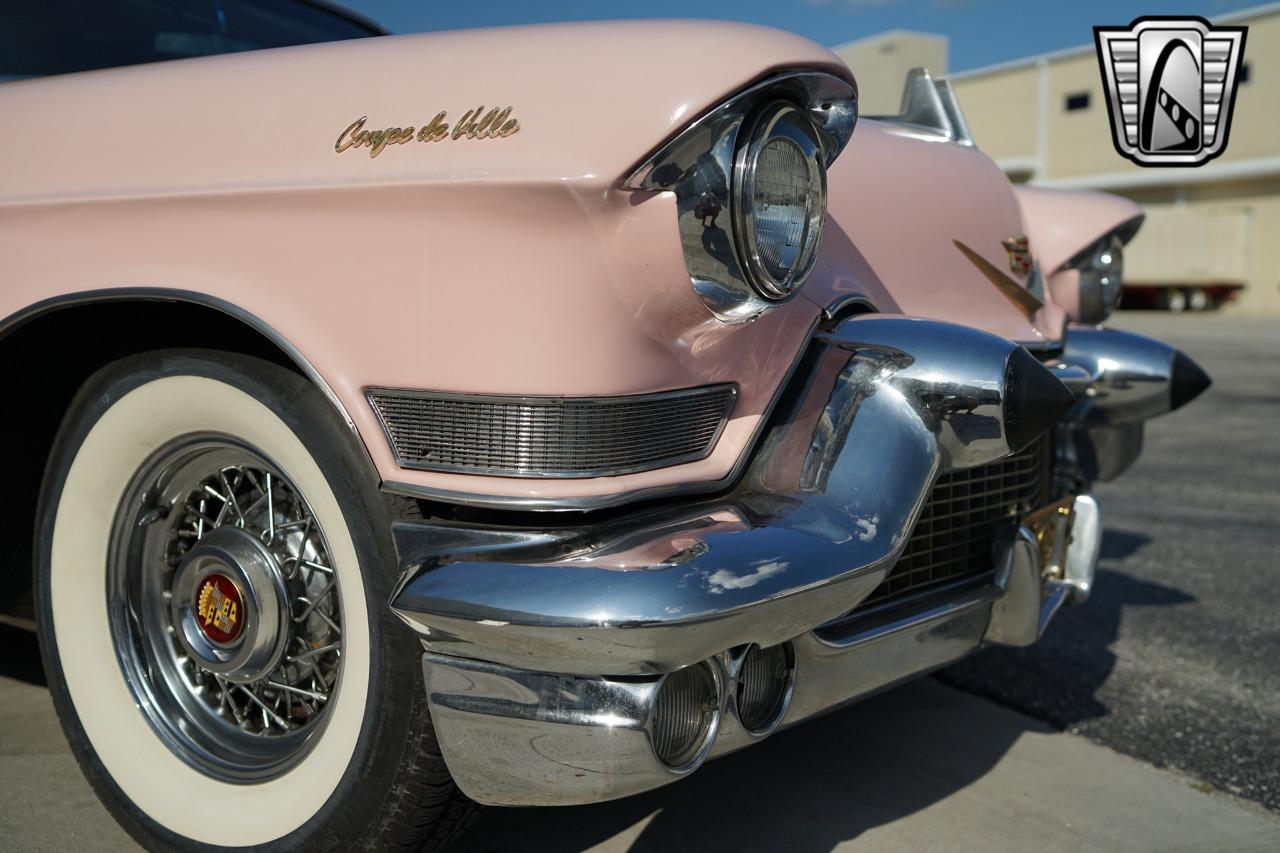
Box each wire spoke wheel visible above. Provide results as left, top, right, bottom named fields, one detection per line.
left=108, top=436, right=343, bottom=782
left=41, top=355, right=473, bottom=849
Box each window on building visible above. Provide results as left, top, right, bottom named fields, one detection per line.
left=1064, top=92, right=1090, bottom=111
left=1239, top=62, right=1251, bottom=84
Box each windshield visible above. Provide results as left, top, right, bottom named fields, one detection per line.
left=0, top=0, right=379, bottom=81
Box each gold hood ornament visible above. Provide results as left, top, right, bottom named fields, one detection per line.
left=954, top=238, right=1044, bottom=318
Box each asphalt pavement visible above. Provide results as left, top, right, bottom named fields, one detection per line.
left=1, top=311, right=1277, bottom=851
left=942, top=311, right=1280, bottom=810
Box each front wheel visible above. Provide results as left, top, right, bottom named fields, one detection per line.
left=36, top=350, right=473, bottom=851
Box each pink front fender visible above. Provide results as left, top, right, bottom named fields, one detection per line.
left=1014, top=186, right=1143, bottom=321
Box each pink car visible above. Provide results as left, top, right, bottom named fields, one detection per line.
left=0, top=4, right=1208, bottom=850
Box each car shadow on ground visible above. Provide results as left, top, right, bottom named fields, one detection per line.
left=0, top=526, right=1199, bottom=853
left=0, top=623, right=45, bottom=687
left=460, top=527, right=1199, bottom=852
left=457, top=677, right=1037, bottom=853
left=939, top=528, right=1196, bottom=728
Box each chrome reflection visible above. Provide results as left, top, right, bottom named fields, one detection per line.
left=420, top=493, right=1102, bottom=808
left=625, top=71, right=857, bottom=322
left=391, top=317, right=1075, bottom=677
left=1054, top=324, right=1210, bottom=487
left=865, top=67, right=976, bottom=146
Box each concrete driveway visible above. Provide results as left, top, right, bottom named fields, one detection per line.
left=3, top=627, right=1278, bottom=852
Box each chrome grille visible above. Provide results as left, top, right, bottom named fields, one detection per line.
left=857, top=436, right=1053, bottom=608
left=369, top=385, right=736, bottom=478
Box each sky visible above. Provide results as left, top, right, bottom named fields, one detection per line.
left=342, top=0, right=1263, bottom=72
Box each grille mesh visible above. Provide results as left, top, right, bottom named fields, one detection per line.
left=857, top=436, right=1053, bottom=609
left=369, top=385, right=736, bottom=478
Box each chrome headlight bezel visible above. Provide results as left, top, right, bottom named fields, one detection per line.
left=1072, top=233, right=1126, bottom=324
left=733, top=102, right=828, bottom=301
left=624, top=72, right=857, bottom=323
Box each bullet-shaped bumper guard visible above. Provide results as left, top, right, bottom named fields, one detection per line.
left=1052, top=324, right=1212, bottom=482
left=389, top=316, right=1077, bottom=677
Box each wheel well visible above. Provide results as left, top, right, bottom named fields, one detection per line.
left=0, top=299, right=304, bottom=618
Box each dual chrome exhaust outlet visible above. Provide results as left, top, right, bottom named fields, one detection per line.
left=649, top=642, right=795, bottom=772
left=421, top=640, right=796, bottom=805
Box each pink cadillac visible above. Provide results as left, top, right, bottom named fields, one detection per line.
left=0, top=4, right=1209, bottom=850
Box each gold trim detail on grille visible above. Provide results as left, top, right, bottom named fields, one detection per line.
left=856, top=436, right=1054, bottom=609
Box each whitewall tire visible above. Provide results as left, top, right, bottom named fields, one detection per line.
left=36, top=350, right=474, bottom=851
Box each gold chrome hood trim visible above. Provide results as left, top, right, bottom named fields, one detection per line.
left=954, top=239, right=1044, bottom=317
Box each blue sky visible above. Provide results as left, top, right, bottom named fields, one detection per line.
left=343, top=1, right=1262, bottom=72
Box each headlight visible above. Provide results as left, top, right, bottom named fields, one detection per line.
left=1075, top=234, right=1124, bottom=323
left=733, top=102, right=828, bottom=300
left=623, top=71, right=856, bottom=322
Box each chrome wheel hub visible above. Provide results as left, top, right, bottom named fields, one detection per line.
left=108, top=437, right=343, bottom=782
left=170, top=526, right=289, bottom=683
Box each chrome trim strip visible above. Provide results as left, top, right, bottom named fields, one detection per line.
left=366, top=384, right=737, bottom=479
left=819, top=294, right=879, bottom=325
left=0, top=288, right=357, bottom=433
left=814, top=573, right=1000, bottom=647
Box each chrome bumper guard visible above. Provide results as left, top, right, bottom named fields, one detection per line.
left=421, top=494, right=1101, bottom=806
left=390, top=316, right=1076, bottom=677
left=389, top=318, right=1208, bottom=807
left=388, top=315, right=1090, bottom=805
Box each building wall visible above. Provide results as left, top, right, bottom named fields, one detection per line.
left=832, top=31, right=948, bottom=115
left=940, top=4, right=1280, bottom=314
left=955, top=66, right=1040, bottom=171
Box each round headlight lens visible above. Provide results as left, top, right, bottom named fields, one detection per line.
left=734, top=102, right=827, bottom=300
left=1078, top=234, right=1125, bottom=322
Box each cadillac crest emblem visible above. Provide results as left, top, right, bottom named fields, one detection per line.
left=1094, top=17, right=1247, bottom=167
left=196, top=574, right=243, bottom=644
left=1002, top=235, right=1033, bottom=276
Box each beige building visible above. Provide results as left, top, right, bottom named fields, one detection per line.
left=831, top=30, right=947, bottom=115
left=834, top=3, right=1280, bottom=314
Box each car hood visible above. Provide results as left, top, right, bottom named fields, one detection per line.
left=0, top=20, right=851, bottom=203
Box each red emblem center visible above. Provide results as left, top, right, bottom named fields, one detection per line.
left=195, top=573, right=243, bottom=644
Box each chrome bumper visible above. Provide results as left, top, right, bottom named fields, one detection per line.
left=421, top=494, right=1101, bottom=806
left=390, top=317, right=1076, bottom=676
left=389, top=317, right=1205, bottom=807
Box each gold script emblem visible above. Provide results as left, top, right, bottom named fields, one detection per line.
left=335, top=106, right=520, bottom=159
